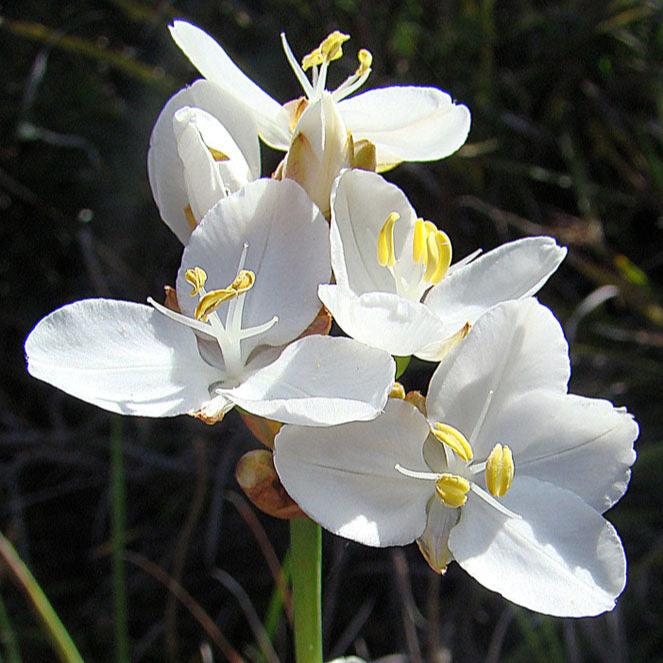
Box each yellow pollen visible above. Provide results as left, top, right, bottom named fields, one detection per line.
left=435, top=474, right=470, bottom=508
left=413, top=219, right=452, bottom=285
left=429, top=230, right=452, bottom=284
left=302, top=31, right=350, bottom=70
left=185, top=266, right=208, bottom=296
left=193, top=269, right=256, bottom=321
left=389, top=382, right=406, bottom=399
left=208, top=147, right=230, bottom=162
left=413, top=218, right=427, bottom=264
left=377, top=212, right=399, bottom=267
left=355, top=49, right=373, bottom=76
left=485, top=444, right=515, bottom=497
left=432, top=422, right=473, bottom=462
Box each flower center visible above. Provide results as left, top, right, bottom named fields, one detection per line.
left=395, top=412, right=515, bottom=511
left=280, top=31, right=373, bottom=105
left=148, top=244, right=278, bottom=381
left=377, top=212, right=453, bottom=300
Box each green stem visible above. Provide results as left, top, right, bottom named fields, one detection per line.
left=0, top=590, right=22, bottom=663
left=289, top=519, right=322, bottom=663
left=110, top=418, right=130, bottom=663
left=0, top=532, right=84, bottom=663
left=264, top=549, right=291, bottom=641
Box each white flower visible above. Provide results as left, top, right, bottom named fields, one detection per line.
left=318, top=169, right=567, bottom=360
left=148, top=79, right=261, bottom=243
left=168, top=22, right=471, bottom=170
left=274, top=299, right=638, bottom=616
left=25, top=179, right=395, bottom=426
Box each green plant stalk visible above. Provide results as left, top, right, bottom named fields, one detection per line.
left=110, top=418, right=130, bottom=663
left=289, top=519, right=322, bottom=663
left=264, top=549, right=291, bottom=641
left=0, top=590, right=22, bottom=663
left=0, top=532, right=84, bottom=663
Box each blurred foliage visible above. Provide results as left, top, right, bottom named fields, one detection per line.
left=0, top=0, right=662, bottom=661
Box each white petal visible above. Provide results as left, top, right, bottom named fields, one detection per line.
left=221, top=335, right=395, bottom=426
left=491, top=390, right=638, bottom=512
left=25, top=299, right=219, bottom=417
left=318, top=285, right=449, bottom=357
left=329, top=170, right=418, bottom=294
left=339, top=86, right=470, bottom=170
left=178, top=178, right=330, bottom=356
left=148, top=80, right=260, bottom=243
left=169, top=21, right=291, bottom=149
left=424, top=237, right=567, bottom=329
left=284, top=92, right=351, bottom=219
left=449, top=477, right=627, bottom=617
left=274, top=399, right=432, bottom=545
left=426, top=300, right=571, bottom=455
left=416, top=496, right=459, bottom=573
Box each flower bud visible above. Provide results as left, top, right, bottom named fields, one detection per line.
left=235, top=449, right=305, bottom=519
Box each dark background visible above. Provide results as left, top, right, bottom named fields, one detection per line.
left=0, top=1, right=662, bottom=661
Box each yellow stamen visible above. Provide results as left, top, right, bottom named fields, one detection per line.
left=194, top=269, right=256, bottom=321
left=432, top=422, right=473, bottom=462
left=377, top=212, right=399, bottom=267
left=355, top=49, right=372, bottom=76
left=423, top=228, right=440, bottom=283
left=208, top=147, right=230, bottom=162
left=389, top=382, right=406, bottom=399
left=485, top=444, right=515, bottom=497
left=435, top=473, right=470, bottom=508
left=302, top=31, right=350, bottom=70
left=413, top=218, right=427, bottom=265
left=185, top=266, right=207, bottom=296
left=429, top=230, right=452, bottom=284
left=319, top=30, right=350, bottom=62
left=229, top=269, right=256, bottom=294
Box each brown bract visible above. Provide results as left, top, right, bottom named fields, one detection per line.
left=235, top=449, right=305, bottom=520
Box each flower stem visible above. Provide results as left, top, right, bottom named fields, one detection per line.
left=0, top=532, right=85, bottom=663
left=110, top=417, right=130, bottom=663
left=289, top=518, right=322, bottom=663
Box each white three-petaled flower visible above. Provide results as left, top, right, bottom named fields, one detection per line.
left=148, top=79, right=261, bottom=243
left=319, top=169, right=567, bottom=360
left=25, top=178, right=394, bottom=426
left=168, top=21, right=471, bottom=171
left=275, top=299, right=638, bottom=617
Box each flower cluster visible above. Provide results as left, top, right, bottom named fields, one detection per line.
left=25, top=22, right=637, bottom=618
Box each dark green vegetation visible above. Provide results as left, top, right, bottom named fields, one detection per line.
left=1, top=1, right=662, bottom=661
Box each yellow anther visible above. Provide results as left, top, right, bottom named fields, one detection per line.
left=302, top=31, right=350, bottom=70
left=389, top=382, right=406, bottom=399
left=229, top=269, right=255, bottom=294
left=435, top=473, right=470, bottom=508
left=413, top=218, right=427, bottom=265
left=208, top=147, right=230, bottom=162
left=319, top=31, right=350, bottom=61
left=423, top=229, right=440, bottom=282
left=485, top=444, right=515, bottom=497
left=428, top=230, right=452, bottom=284
left=193, top=269, right=256, bottom=321
left=377, top=212, right=399, bottom=267
left=355, top=49, right=373, bottom=76
left=185, top=266, right=208, bottom=296
left=432, top=422, right=473, bottom=462
left=302, top=48, right=324, bottom=71
left=195, top=288, right=235, bottom=321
